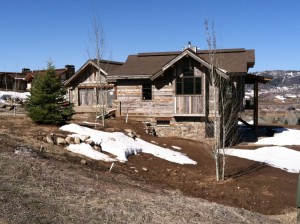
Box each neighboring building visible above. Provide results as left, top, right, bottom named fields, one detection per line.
left=64, top=59, right=123, bottom=113
left=0, top=72, right=27, bottom=91
left=108, top=45, right=269, bottom=141
left=24, top=65, right=75, bottom=91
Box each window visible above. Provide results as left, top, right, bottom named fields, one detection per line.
left=176, top=58, right=202, bottom=95
left=142, top=84, right=152, bottom=100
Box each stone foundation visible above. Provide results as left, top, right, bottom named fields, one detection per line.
left=154, top=117, right=206, bottom=141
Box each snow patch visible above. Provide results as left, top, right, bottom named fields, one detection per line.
left=60, top=124, right=197, bottom=165
left=255, top=128, right=300, bottom=146
left=226, top=147, right=300, bottom=173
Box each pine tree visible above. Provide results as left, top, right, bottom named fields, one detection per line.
left=25, top=62, right=74, bottom=125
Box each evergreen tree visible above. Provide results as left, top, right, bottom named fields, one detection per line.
left=25, top=62, right=74, bottom=125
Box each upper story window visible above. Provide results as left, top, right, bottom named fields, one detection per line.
left=176, top=58, right=202, bottom=95
left=142, top=83, right=152, bottom=100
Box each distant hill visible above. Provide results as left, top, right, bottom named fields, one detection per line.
left=253, top=70, right=300, bottom=89
left=245, top=70, right=300, bottom=111
left=246, top=70, right=300, bottom=96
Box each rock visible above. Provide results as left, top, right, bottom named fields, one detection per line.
left=80, top=159, right=87, bottom=165
left=85, top=138, right=95, bottom=146
left=124, top=129, right=132, bottom=133
left=142, top=167, right=148, bottom=171
left=94, top=145, right=102, bottom=152
left=65, top=136, right=74, bottom=145
left=74, top=136, right=81, bottom=144
left=56, top=137, right=66, bottom=145
left=126, top=130, right=138, bottom=140
left=46, top=134, right=54, bottom=144
left=80, top=135, right=90, bottom=141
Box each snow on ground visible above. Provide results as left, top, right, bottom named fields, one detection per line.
left=226, top=147, right=300, bottom=173
left=255, top=128, right=300, bottom=146
left=172, top=145, right=182, bottom=150
left=0, top=90, right=30, bottom=103
left=60, top=123, right=197, bottom=165
left=68, top=143, right=117, bottom=162
left=227, top=127, right=300, bottom=173
left=275, top=95, right=285, bottom=101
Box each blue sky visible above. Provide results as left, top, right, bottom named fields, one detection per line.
left=1, top=0, right=299, bottom=72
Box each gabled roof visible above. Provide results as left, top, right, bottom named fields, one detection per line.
left=0, top=72, right=26, bottom=80
left=64, top=59, right=123, bottom=86
left=109, top=48, right=255, bottom=80
left=150, top=49, right=228, bottom=80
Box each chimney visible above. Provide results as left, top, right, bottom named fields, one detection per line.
left=22, top=68, right=31, bottom=73
left=182, top=41, right=198, bottom=52
left=65, top=65, right=75, bottom=79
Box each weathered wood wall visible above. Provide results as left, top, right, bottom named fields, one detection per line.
left=117, top=78, right=174, bottom=116
left=67, top=65, right=113, bottom=108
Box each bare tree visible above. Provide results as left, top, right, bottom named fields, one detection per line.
left=89, top=16, right=106, bottom=127
left=204, top=19, right=241, bottom=181
left=205, top=19, right=221, bottom=181
left=219, top=78, right=242, bottom=180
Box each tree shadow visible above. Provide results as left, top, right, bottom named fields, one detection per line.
left=226, top=161, right=268, bottom=179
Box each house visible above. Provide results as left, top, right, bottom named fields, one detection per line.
left=24, top=65, right=75, bottom=91
left=108, top=45, right=269, bottom=141
left=64, top=59, right=123, bottom=113
left=0, top=72, right=27, bottom=91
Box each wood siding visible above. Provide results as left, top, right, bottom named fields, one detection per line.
left=175, top=95, right=204, bottom=114
left=117, top=79, right=173, bottom=116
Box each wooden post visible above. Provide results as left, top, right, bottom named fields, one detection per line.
left=253, top=80, right=258, bottom=134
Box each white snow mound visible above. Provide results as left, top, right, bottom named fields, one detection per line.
left=60, top=123, right=197, bottom=165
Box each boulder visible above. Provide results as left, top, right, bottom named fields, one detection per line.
left=46, top=134, right=54, bottom=144
left=94, top=145, right=102, bottom=152
left=80, top=135, right=90, bottom=141
left=56, top=137, right=66, bottom=145
left=65, top=136, right=74, bottom=145
left=80, top=159, right=87, bottom=165
left=85, top=138, right=95, bottom=146
left=74, top=136, right=81, bottom=144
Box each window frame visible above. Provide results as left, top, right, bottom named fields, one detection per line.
left=142, top=83, right=152, bottom=101
left=176, top=58, right=202, bottom=95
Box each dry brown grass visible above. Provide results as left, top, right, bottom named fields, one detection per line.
left=0, top=115, right=294, bottom=223
left=0, top=146, right=279, bottom=224
left=270, top=208, right=299, bottom=224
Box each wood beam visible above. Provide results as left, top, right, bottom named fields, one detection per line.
left=253, top=80, right=259, bottom=133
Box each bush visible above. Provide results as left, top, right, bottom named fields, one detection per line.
left=25, top=62, right=74, bottom=125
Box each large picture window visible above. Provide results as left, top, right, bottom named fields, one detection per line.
left=142, top=84, right=152, bottom=100
left=176, top=58, right=202, bottom=95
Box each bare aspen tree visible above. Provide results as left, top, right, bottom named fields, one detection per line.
left=219, top=78, right=242, bottom=180
left=204, top=19, right=241, bottom=181
left=90, top=16, right=106, bottom=127
left=205, top=19, right=221, bottom=181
